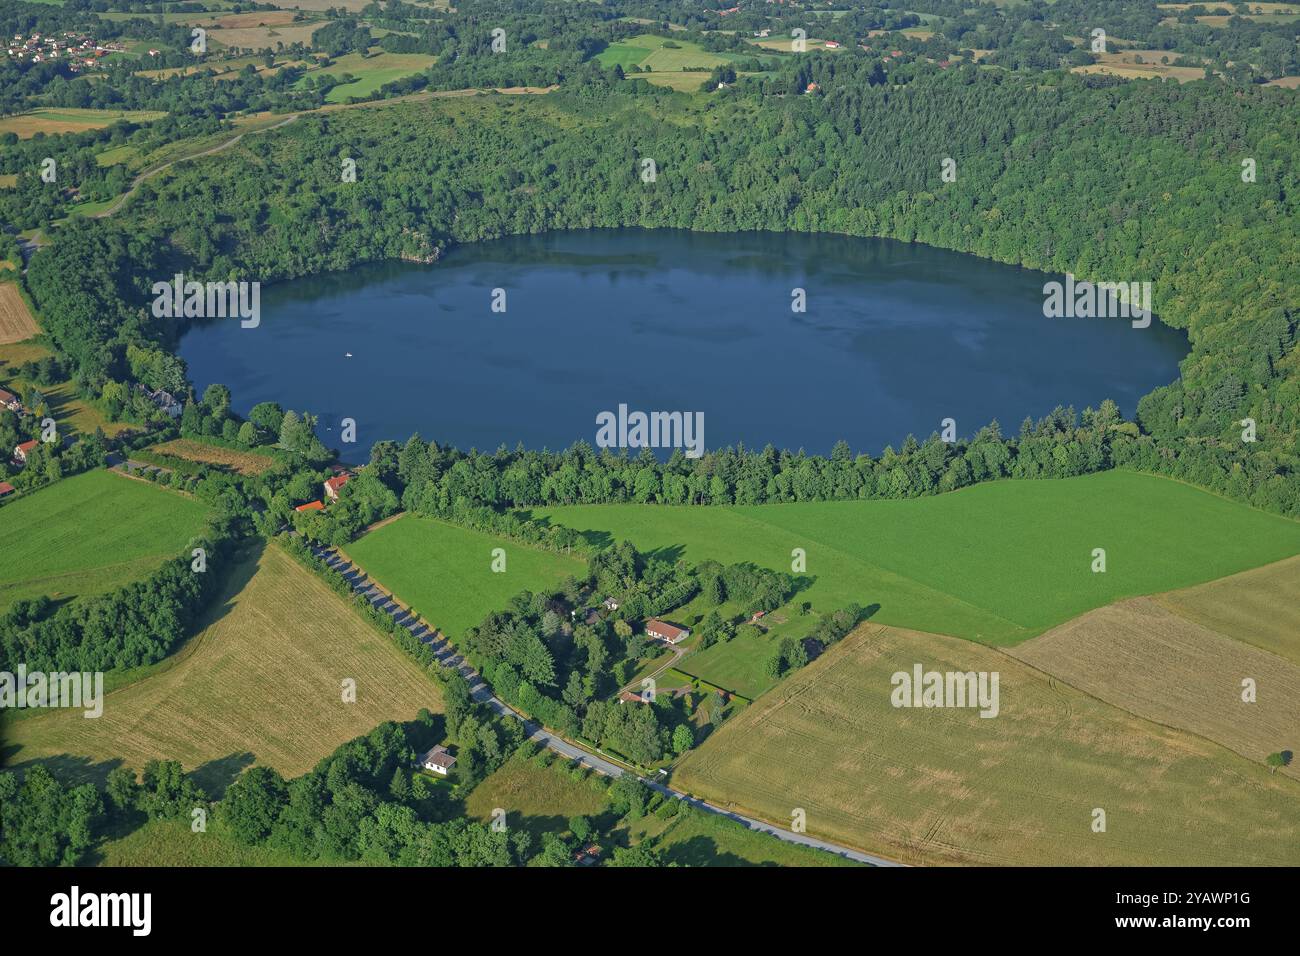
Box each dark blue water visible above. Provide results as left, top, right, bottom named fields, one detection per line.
left=178, top=229, right=1188, bottom=455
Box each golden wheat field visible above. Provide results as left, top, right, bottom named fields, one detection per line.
left=0, top=283, right=39, bottom=344
left=1, top=543, right=443, bottom=794
left=1152, top=555, right=1300, bottom=665
left=1012, top=595, right=1300, bottom=781
left=672, top=623, right=1300, bottom=866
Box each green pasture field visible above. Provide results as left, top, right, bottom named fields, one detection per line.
left=531, top=470, right=1300, bottom=645
left=0, top=470, right=209, bottom=612
left=298, top=52, right=438, bottom=102
left=639, top=806, right=860, bottom=867
left=596, top=34, right=738, bottom=73
left=344, top=513, right=586, bottom=639
left=93, top=818, right=315, bottom=867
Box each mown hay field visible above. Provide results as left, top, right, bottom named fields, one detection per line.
left=1071, top=50, right=1207, bottom=83
left=0, top=283, right=39, bottom=344
left=1012, top=594, right=1300, bottom=780
left=209, top=24, right=322, bottom=50
left=148, top=438, right=278, bottom=476
left=2, top=543, right=444, bottom=793
left=1154, top=555, right=1300, bottom=666
left=672, top=623, right=1300, bottom=866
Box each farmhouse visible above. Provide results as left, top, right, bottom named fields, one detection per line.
left=13, top=439, right=38, bottom=464
left=418, top=745, right=456, bottom=775
left=0, top=387, right=23, bottom=413
left=645, top=618, right=690, bottom=644
left=294, top=499, right=325, bottom=512
left=135, top=383, right=183, bottom=418
left=574, top=844, right=602, bottom=866
left=323, top=472, right=352, bottom=501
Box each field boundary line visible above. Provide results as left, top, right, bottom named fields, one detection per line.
left=718, top=503, right=1033, bottom=637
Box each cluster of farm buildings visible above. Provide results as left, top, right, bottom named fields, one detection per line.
left=293, top=465, right=355, bottom=513
left=4, top=32, right=149, bottom=71
left=0, top=386, right=34, bottom=499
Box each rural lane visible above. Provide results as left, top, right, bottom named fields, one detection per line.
left=93, top=114, right=300, bottom=219
left=308, top=541, right=904, bottom=868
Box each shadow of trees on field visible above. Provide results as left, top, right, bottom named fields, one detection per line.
left=660, top=834, right=777, bottom=868
left=191, top=751, right=256, bottom=800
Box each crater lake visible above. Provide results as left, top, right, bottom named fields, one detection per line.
left=178, top=229, right=1188, bottom=455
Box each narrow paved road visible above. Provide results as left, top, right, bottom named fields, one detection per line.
left=308, top=541, right=903, bottom=867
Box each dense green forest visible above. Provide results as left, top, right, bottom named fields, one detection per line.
left=21, top=59, right=1300, bottom=515
left=4, top=0, right=1299, bottom=518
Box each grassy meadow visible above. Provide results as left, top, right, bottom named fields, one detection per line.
left=464, top=754, right=610, bottom=853
left=636, top=804, right=859, bottom=867
left=532, top=470, right=1300, bottom=646
left=1, top=543, right=444, bottom=793
left=0, top=337, right=132, bottom=438
left=308, top=52, right=438, bottom=102
left=0, top=470, right=209, bottom=612
left=672, top=623, right=1300, bottom=866
left=93, top=818, right=317, bottom=867
left=595, top=34, right=762, bottom=90
left=467, top=753, right=858, bottom=867
left=596, top=34, right=734, bottom=72
left=0, top=108, right=166, bottom=140
left=344, top=513, right=586, bottom=639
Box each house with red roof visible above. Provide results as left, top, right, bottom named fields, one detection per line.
left=13, top=439, right=38, bottom=464
left=0, top=481, right=15, bottom=499
left=294, top=499, right=325, bottom=513
left=323, top=472, right=352, bottom=501
left=645, top=618, right=691, bottom=645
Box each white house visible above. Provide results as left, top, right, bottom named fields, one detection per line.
left=418, top=745, right=456, bottom=776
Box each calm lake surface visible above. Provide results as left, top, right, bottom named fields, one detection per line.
left=179, top=230, right=1188, bottom=455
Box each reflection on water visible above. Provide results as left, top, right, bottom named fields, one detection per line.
left=179, top=229, right=1188, bottom=455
